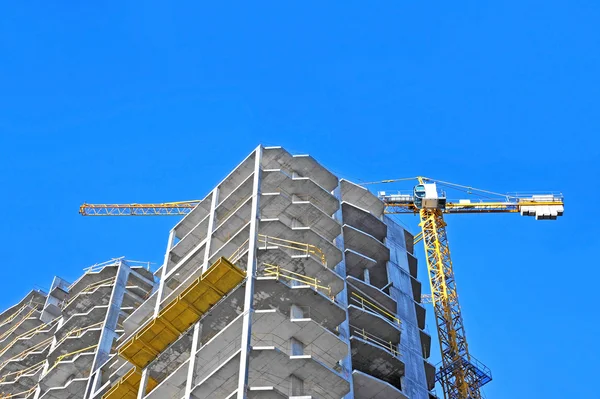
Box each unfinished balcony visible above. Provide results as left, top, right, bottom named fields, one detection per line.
left=343, top=225, right=390, bottom=288
left=254, top=275, right=346, bottom=335
left=341, top=202, right=387, bottom=243
left=259, top=219, right=343, bottom=268
left=349, top=331, right=405, bottom=392
left=261, top=192, right=341, bottom=242
left=0, top=359, right=44, bottom=397
left=340, top=180, right=385, bottom=218
left=38, top=344, right=97, bottom=399
left=148, top=309, right=349, bottom=399
left=262, top=147, right=339, bottom=193
left=257, top=247, right=344, bottom=297
left=352, top=370, right=408, bottom=399
left=0, top=305, right=44, bottom=351
left=261, top=169, right=339, bottom=218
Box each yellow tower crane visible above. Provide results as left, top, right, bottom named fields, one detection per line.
left=79, top=177, right=564, bottom=399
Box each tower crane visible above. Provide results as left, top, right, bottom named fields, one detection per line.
left=79, top=177, right=564, bottom=399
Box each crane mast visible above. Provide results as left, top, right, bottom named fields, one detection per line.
left=420, top=207, right=489, bottom=399
left=379, top=177, right=563, bottom=399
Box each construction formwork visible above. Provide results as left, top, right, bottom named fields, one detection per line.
left=0, top=145, right=434, bottom=399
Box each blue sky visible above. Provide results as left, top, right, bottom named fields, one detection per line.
left=1, top=1, right=597, bottom=397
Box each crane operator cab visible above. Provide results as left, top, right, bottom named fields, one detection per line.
left=414, top=183, right=447, bottom=210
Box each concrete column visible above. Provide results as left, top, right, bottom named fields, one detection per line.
left=154, top=228, right=175, bottom=317
left=363, top=268, right=371, bottom=285
left=203, top=188, right=220, bottom=273
left=184, top=321, right=202, bottom=398
left=137, top=368, right=150, bottom=399
left=236, top=145, right=262, bottom=399
left=85, top=260, right=131, bottom=399
left=332, top=184, right=355, bottom=399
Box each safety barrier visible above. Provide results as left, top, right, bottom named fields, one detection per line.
left=0, top=307, right=42, bottom=342
left=258, top=234, right=326, bottom=265
left=0, top=361, right=45, bottom=384
left=0, top=386, right=36, bottom=398
left=350, top=292, right=401, bottom=326
left=0, top=338, right=52, bottom=372
left=262, top=263, right=331, bottom=297
left=62, top=277, right=116, bottom=309
left=54, top=322, right=104, bottom=349
left=350, top=326, right=400, bottom=358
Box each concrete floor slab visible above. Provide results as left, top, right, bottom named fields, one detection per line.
left=174, top=194, right=212, bottom=241
left=170, top=212, right=210, bottom=266
left=352, top=370, right=408, bottom=399
left=424, top=360, right=436, bottom=390
left=248, top=386, right=288, bottom=398
left=40, top=351, right=95, bottom=391
left=261, top=170, right=339, bottom=217
left=341, top=202, right=387, bottom=242
left=214, top=172, right=254, bottom=227
left=340, top=180, right=384, bottom=218
left=0, top=317, right=43, bottom=351
left=252, top=309, right=348, bottom=369
left=343, top=225, right=389, bottom=264
left=350, top=336, right=404, bottom=391
left=259, top=219, right=342, bottom=268
left=1, top=347, right=49, bottom=375
left=348, top=305, right=401, bottom=345
left=68, top=266, right=117, bottom=299
left=262, top=147, right=339, bottom=193
left=62, top=286, right=113, bottom=319
left=254, top=278, right=345, bottom=333
left=249, top=346, right=349, bottom=399
left=39, top=378, right=88, bottom=399
left=344, top=249, right=388, bottom=289
left=190, top=350, right=240, bottom=399
left=56, top=306, right=107, bottom=342
left=257, top=247, right=344, bottom=297
left=49, top=328, right=101, bottom=365
left=0, top=291, right=46, bottom=326
left=261, top=193, right=341, bottom=242
left=347, top=276, right=397, bottom=316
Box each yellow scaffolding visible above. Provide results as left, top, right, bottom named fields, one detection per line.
left=118, top=257, right=245, bottom=369
left=102, top=366, right=158, bottom=399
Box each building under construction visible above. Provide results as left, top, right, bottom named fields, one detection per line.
left=0, top=146, right=460, bottom=398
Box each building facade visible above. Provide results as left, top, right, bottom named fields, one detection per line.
left=0, top=145, right=435, bottom=399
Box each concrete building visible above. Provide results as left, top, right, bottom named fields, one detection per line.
left=0, top=145, right=435, bottom=399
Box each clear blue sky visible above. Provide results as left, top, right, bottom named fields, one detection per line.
left=1, top=2, right=597, bottom=398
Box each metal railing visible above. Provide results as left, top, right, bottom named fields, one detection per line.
left=229, top=238, right=250, bottom=264
left=258, top=234, right=326, bottom=265
left=262, top=264, right=332, bottom=297
left=54, top=322, right=104, bottom=349
left=0, top=361, right=45, bottom=384
left=350, top=326, right=400, bottom=358
left=0, top=386, right=37, bottom=398
left=0, top=338, right=52, bottom=372
left=350, top=292, right=401, bottom=326
left=47, top=345, right=98, bottom=373
left=0, top=307, right=42, bottom=342
left=0, top=300, right=43, bottom=330
left=62, top=277, right=116, bottom=309
left=0, top=318, right=59, bottom=359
